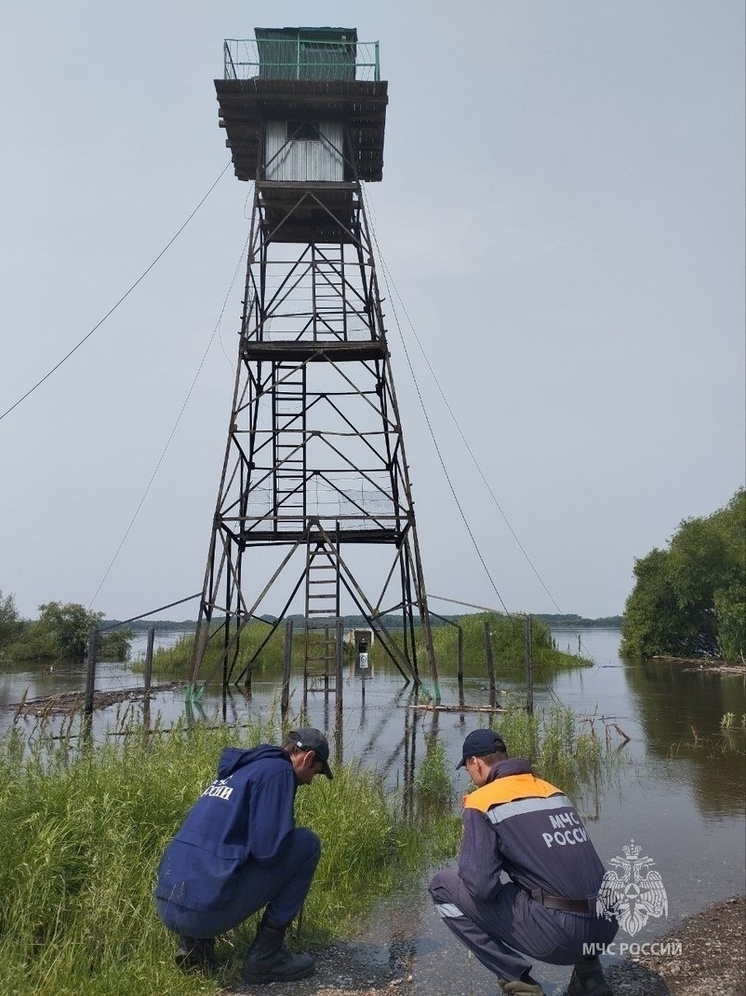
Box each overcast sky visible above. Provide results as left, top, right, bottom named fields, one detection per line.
left=1, top=1, right=743, bottom=623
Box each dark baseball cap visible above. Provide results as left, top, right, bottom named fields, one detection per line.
left=289, top=727, right=333, bottom=779
left=456, top=729, right=508, bottom=769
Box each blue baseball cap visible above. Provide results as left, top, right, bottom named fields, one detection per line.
left=456, top=729, right=508, bottom=769
left=289, top=727, right=333, bottom=779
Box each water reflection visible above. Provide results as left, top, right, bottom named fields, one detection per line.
left=623, top=658, right=746, bottom=818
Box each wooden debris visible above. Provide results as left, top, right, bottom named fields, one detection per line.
left=8, top=683, right=181, bottom=719
left=652, top=655, right=746, bottom=674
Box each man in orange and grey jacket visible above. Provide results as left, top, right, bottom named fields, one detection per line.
left=429, top=729, right=617, bottom=996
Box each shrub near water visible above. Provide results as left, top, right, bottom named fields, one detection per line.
left=0, top=719, right=451, bottom=996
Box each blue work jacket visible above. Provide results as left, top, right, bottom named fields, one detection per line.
left=155, top=744, right=299, bottom=911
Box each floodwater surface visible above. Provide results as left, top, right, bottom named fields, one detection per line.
left=1, top=628, right=744, bottom=994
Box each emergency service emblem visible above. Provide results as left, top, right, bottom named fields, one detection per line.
left=597, top=839, right=668, bottom=936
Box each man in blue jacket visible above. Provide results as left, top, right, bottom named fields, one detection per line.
left=155, top=727, right=332, bottom=984
left=429, top=729, right=617, bottom=996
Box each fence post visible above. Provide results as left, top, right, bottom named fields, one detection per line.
left=524, top=615, right=534, bottom=715
left=457, top=624, right=464, bottom=707
left=143, top=627, right=155, bottom=735
left=83, top=628, right=98, bottom=739
left=335, top=618, right=344, bottom=724
left=484, top=620, right=497, bottom=708
left=334, top=618, right=344, bottom=764
left=144, top=627, right=155, bottom=695
left=281, top=619, right=293, bottom=717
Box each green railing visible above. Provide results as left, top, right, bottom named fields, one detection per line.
left=223, top=38, right=380, bottom=82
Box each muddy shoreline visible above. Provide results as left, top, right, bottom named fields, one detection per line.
left=221, top=895, right=745, bottom=996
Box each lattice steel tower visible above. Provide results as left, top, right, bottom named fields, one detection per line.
left=191, top=28, right=437, bottom=690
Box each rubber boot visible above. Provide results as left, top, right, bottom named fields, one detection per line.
left=566, top=956, right=611, bottom=995
left=241, top=917, right=315, bottom=984
left=174, top=935, right=218, bottom=974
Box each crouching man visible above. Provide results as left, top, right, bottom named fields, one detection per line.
left=429, top=729, right=618, bottom=996
left=155, top=727, right=332, bottom=984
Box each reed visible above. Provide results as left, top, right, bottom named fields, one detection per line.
left=719, top=711, right=746, bottom=730
left=470, top=703, right=616, bottom=802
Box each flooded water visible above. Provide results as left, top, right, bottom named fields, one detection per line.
left=1, top=627, right=744, bottom=993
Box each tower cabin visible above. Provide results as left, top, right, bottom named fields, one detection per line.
left=216, top=27, right=387, bottom=243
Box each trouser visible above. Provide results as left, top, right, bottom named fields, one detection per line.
left=429, top=869, right=617, bottom=982
left=156, top=827, right=321, bottom=939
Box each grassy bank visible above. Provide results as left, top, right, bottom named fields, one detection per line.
left=0, top=716, right=455, bottom=995
left=0, top=704, right=612, bottom=995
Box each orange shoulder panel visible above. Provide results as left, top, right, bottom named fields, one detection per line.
left=463, top=773, right=562, bottom=812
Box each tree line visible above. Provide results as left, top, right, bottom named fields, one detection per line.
left=621, top=488, right=745, bottom=661
left=0, top=596, right=132, bottom=662
left=533, top=614, right=623, bottom=629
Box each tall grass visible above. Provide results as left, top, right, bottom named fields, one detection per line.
left=147, top=623, right=314, bottom=678
left=468, top=704, right=619, bottom=807
left=0, top=716, right=453, bottom=995
left=0, top=696, right=615, bottom=995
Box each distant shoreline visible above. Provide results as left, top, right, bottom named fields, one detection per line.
left=103, top=614, right=624, bottom=633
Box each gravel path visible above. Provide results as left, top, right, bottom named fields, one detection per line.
left=607, top=895, right=745, bottom=996
left=221, top=895, right=744, bottom=996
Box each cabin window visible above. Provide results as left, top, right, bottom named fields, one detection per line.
left=288, top=121, right=320, bottom=142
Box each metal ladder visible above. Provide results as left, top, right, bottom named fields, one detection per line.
left=303, top=540, right=340, bottom=691
left=312, top=243, right=346, bottom=341
left=272, top=362, right=306, bottom=527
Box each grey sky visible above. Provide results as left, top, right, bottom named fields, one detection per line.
left=1, top=1, right=743, bottom=622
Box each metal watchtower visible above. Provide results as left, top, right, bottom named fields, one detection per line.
left=191, top=27, right=438, bottom=692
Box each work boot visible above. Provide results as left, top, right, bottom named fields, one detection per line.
left=498, top=973, right=545, bottom=994
left=174, top=935, right=218, bottom=974
left=566, top=956, right=611, bottom=995
left=241, top=917, right=315, bottom=984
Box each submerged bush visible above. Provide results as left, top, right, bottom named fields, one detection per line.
left=144, top=610, right=591, bottom=681
left=425, top=612, right=593, bottom=679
